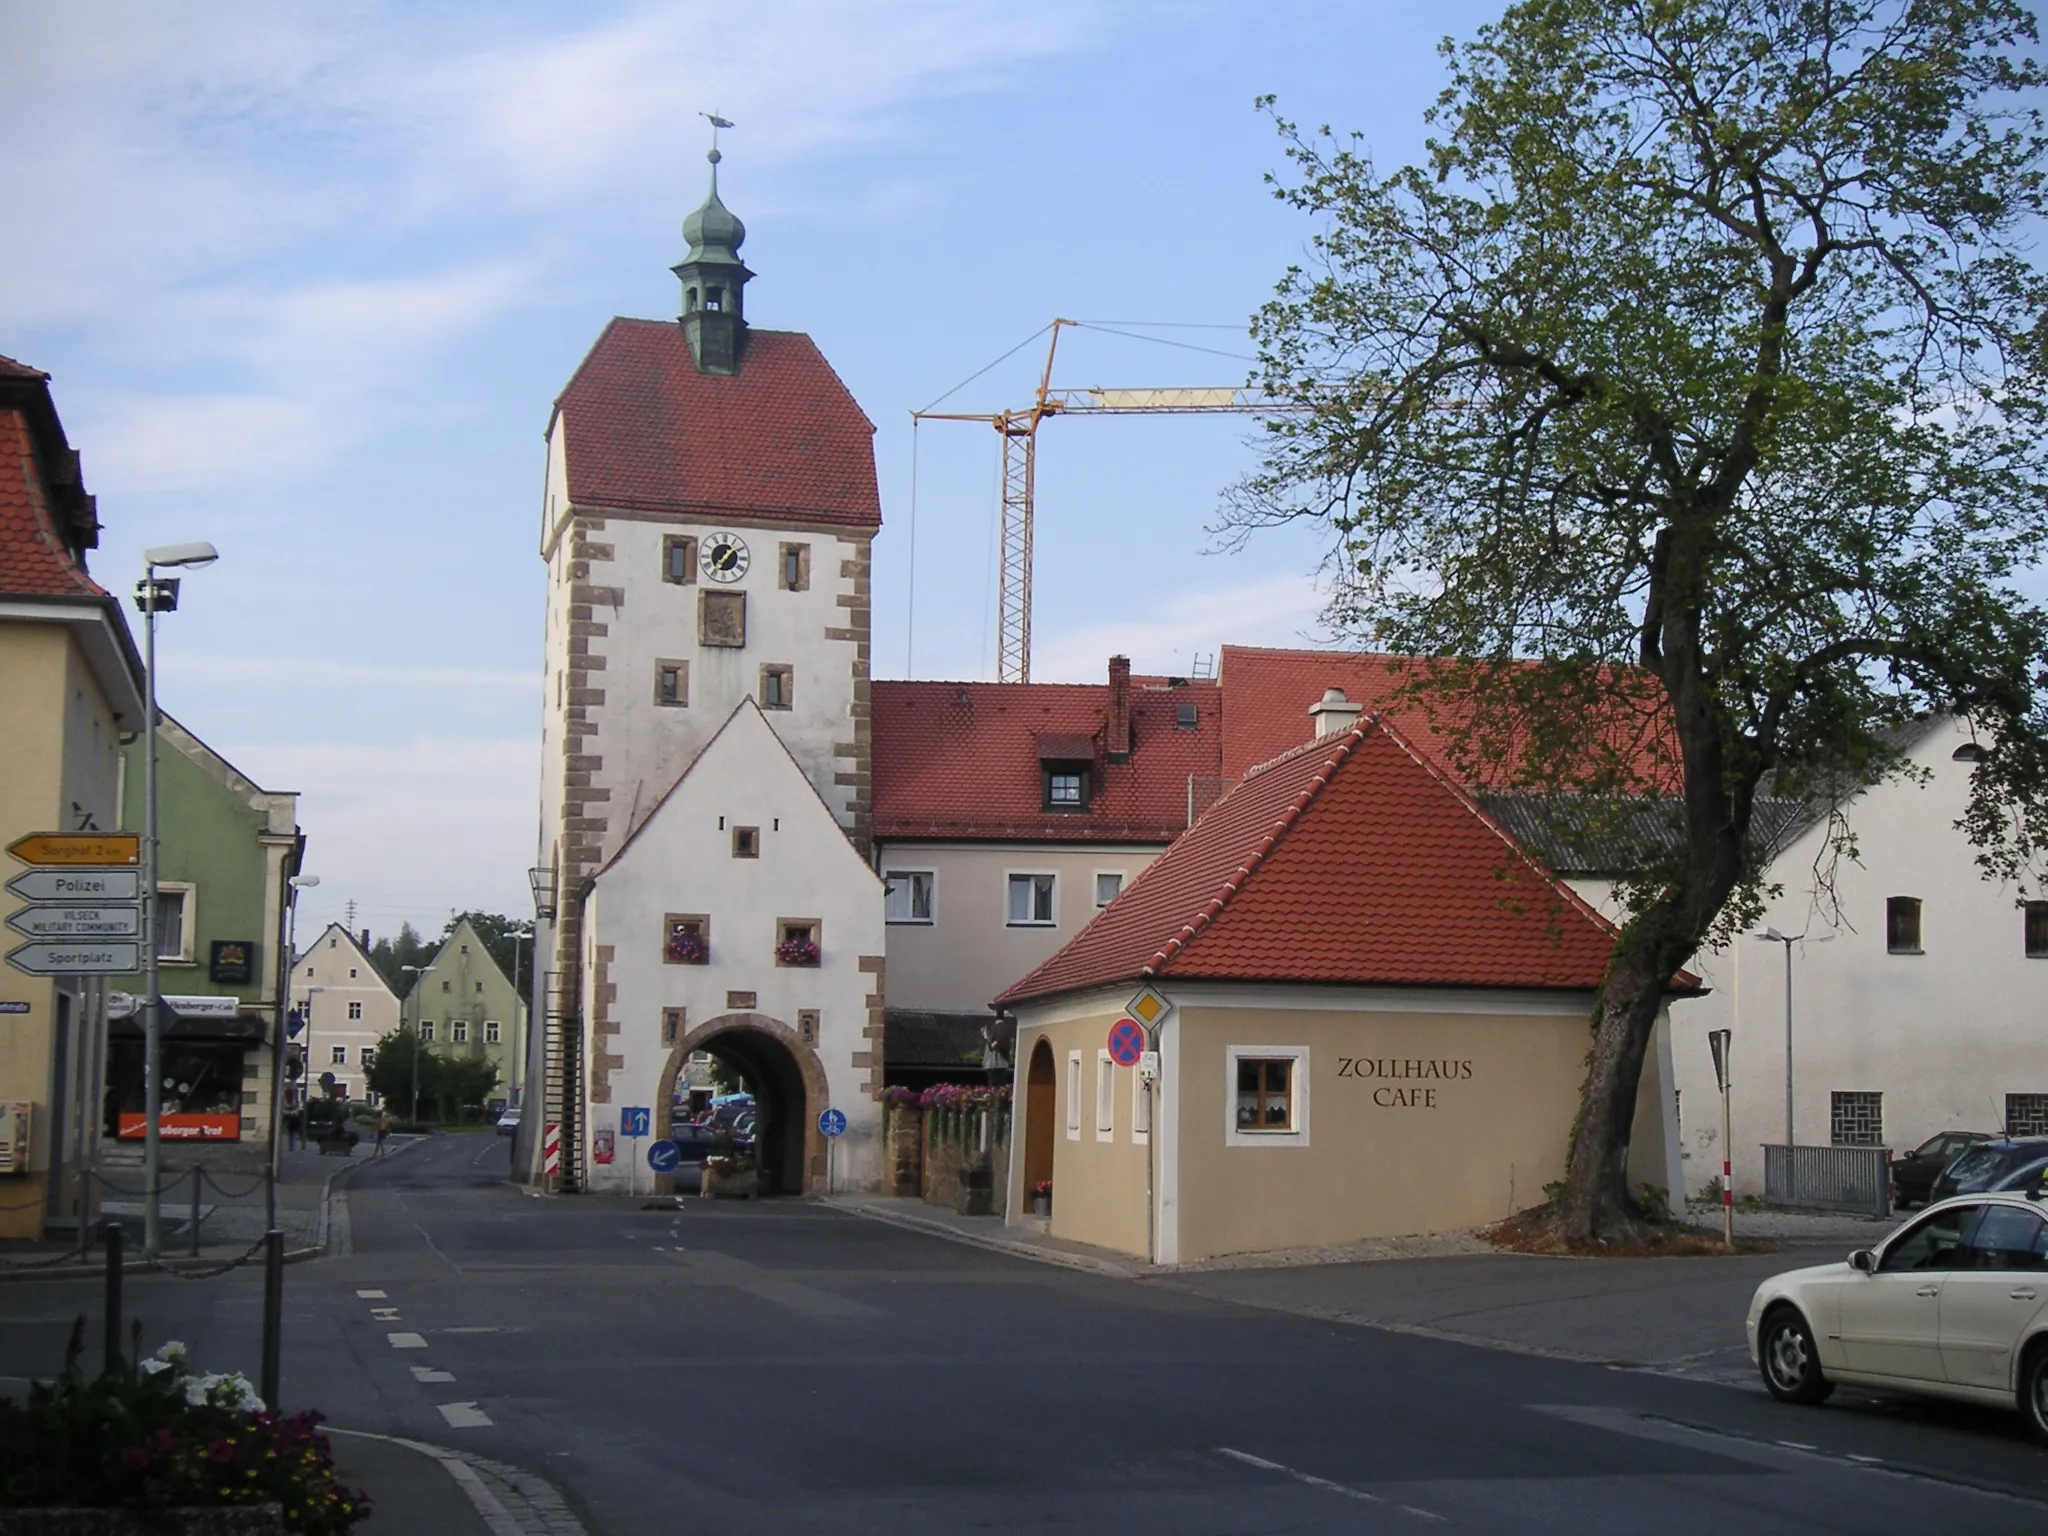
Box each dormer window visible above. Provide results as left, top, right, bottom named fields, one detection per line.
left=1044, top=766, right=1089, bottom=812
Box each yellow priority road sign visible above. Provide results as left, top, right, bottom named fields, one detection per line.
left=6, top=832, right=141, bottom=867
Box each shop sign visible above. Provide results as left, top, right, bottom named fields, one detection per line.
left=116, top=1113, right=241, bottom=1141
left=164, top=995, right=241, bottom=1018
left=1336, top=1057, right=1476, bottom=1110
left=209, top=940, right=254, bottom=985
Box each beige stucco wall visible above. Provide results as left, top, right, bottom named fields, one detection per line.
left=1013, top=1009, right=1154, bottom=1257
left=878, top=842, right=1166, bottom=1012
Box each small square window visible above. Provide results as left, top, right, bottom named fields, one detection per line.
left=347, top=1000, right=363, bottom=1020
left=1225, top=1045, right=1309, bottom=1147
left=1237, top=1058, right=1294, bottom=1132
left=1831, top=1090, right=1883, bottom=1147
left=485, top=1020, right=500, bottom=1044
left=1007, top=873, right=1055, bottom=926
left=663, top=535, right=698, bottom=585
left=1044, top=768, right=1087, bottom=811
left=776, top=919, right=821, bottom=967
left=441, top=979, right=450, bottom=993
left=798, top=1009, right=819, bottom=1045
left=2026, top=902, right=2048, bottom=958
left=330, top=1045, right=347, bottom=1066
left=664, top=914, right=709, bottom=965
left=732, top=826, right=759, bottom=858
left=884, top=871, right=934, bottom=924
left=348, top=967, right=357, bottom=978
left=1094, top=872, right=1123, bottom=908
left=662, top=1008, right=686, bottom=1047
left=419, top=1020, right=435, bottom=1042
left=474, top=981, right=483, bottom=995
left=760, top=664, right=793, bottom=711
left=2009, top=1093, right=2048, bottom=1137
left=452, top=1021, right=469, bottom=1044
left=1887, top=896, right=1923, bottom=954
left=655, top=659, right=689, bottom=708
left=361, top=1048, right=375, bottom=1071
left=700, top=590, right=746, bottom=647
left=779, top=543, right=810, bottom=592
left=1176, top=702, right=1198, bottom=730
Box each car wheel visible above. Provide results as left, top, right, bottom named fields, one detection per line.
left=2021, top=1343, right=2048, bottom=1447
left=1759, top=1307, right=1834, bottom=1405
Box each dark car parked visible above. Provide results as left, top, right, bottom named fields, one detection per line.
left=1929, top=1136, right=2048, bottom=1203
left=1890, top=1130, right=1994, bottom=1208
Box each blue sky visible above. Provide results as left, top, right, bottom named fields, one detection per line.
left=0, top=0, right=1501, bottom=939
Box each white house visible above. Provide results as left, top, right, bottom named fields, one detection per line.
left=291, top=924, right=400, bottom=1105
left=1670, top=715, right=2048, bottom=1197
left=581, top=700, right=885, bottom=1194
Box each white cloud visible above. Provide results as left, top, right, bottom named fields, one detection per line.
left=226, top=735, right=540, bottom=934
left=1031, top=570, right=1333, bottom=682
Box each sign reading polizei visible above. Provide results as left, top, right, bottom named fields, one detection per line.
left=6, top=905, right=142, bottom=940
left=6, top=869, right=141, bottom=903
left=5, top=940, right=142, bottom=976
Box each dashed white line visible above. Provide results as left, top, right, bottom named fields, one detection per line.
left=356, top=1289, right=387, bottom=1299
left=388, top=1332, right=428, bottom=1349
left=1217, top=1448, right=1443, bottom=1522
left=438, top=1401, right=493, bottom=1428
left=411, top=1366, right=457, bottom=1384
left=371, top=1308, right=401, bottom=1321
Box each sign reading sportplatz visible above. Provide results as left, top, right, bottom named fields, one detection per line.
left=4, top=940, right=142, bottom=976
left=6, top=832, right=140, bottom=867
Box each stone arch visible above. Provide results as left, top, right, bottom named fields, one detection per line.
left=653, top=1013, right=831, bottom=1195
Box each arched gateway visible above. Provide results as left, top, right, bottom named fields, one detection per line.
left=1022, top=1037, right=1056, bottom=1202
left=654, top=1013, right=832, bottom=1195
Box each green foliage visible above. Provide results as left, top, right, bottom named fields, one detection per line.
left=366, top=921, right=434, bottom=995
left=0, top=1323, right=367, bottom=1532
left=363, top=1027, right=499, bottom=1122
left=1236, top=0, right=2048, bottom=1237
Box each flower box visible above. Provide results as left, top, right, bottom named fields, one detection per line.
left=774, top=937, right=820, bottom=967
left=699, top=1161, right=759, bottom=1199
left=664, top=933, right=709, bottom=965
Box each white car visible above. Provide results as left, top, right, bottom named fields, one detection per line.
left=1746, top=1190, right=2048, bottom=1442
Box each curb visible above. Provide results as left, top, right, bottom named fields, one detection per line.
left=328, top=1429, right=589, bottom=1536
left=826, top=1199, right=1140, bottom=1280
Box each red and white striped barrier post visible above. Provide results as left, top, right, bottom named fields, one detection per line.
left=543, top=1121, right=561, bottom=1187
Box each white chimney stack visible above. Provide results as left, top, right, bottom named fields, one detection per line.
left=1308, top=686, right=1364, bottom=738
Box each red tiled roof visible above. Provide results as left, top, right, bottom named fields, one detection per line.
left=1219, top=645, right=1678, bottom=791
left=553, top=319, right=880, bottom=528
left=997, top=717, right=1654, bottom=1007
left=0, top=354, right=50, bottom=380
left=1, top=393, right=104, bottom=600
left=872, top=678, right=1222, bottom=843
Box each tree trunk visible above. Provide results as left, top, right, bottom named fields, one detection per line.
left=1560, top=939, right=1672, bottom=1243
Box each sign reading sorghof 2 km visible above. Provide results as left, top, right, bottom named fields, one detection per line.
left=4, top=831, right=144, bottom=979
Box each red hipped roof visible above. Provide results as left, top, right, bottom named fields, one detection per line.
left=997, top=716, right=1651, bottom=1007
left=872, top=679, right=1221, bottom=843
left=552, top=319, right=880, bottom=528
left=1, top=355, right=104, bottom=600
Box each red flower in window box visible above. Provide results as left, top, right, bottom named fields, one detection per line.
left=775, top=936, right=820, bottom=967
left=664, top=932, right=708, bottom=965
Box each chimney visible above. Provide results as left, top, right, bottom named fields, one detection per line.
left=360, top=930, right=371, bottom=950
left=1106, top=655, right=1132, bottom=760
left=1308, top=686, right=1364, bottom=738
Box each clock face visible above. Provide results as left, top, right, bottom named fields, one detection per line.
left=701, top=532, right=750, bottom=583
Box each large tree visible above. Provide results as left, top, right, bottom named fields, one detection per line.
left=1234, top=0, right=2048, bottom=1241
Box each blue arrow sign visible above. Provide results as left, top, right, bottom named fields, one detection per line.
left=647, top=1139, right=681, bottom=1173
left=621, top=1107, right=650, bottom=1137
left=818, top=1108, right=847, bottom=1139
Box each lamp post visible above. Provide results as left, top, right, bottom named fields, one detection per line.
left=135, top=540, right=218, bottom=1262
left=401, top=964, right=428, bottom=1123
left=267, top=874, right=318, bottom=1230
left=1758, top=927, right=1833, bottom=1149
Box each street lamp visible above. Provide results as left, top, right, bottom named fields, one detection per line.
left=267, top=874, right=318, bottom=1229
left=1757, top=926, right=1832, bottom=1148
left=135, top=540, right=218, bottom=1262
left=401, top=964, right=428, bottom=1123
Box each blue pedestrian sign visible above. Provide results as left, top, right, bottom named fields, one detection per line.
left=621, top=1106, right=651, bottom=1137
left=818, top=1108, right=847, bottom=1139
left=647, top=1139, right=681, bottom=1173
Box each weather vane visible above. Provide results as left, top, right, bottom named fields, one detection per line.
left=701, top=111, right=734, bottom=162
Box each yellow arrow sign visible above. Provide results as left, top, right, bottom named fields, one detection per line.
left=6, top=832, right=141, bottom=867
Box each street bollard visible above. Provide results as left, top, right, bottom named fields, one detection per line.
left=260, top=1229, right=284, bottom=1411
left=190, top=1167, right=203, bottom=1258
left=103, top=1222, right=123, bottom=1376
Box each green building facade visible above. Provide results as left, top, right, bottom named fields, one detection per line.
left=402, top=917, right=526, bottom=1113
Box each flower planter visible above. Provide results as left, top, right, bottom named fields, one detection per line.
left=699, top=1164, right=759, bottom=1199
left=1031, top=1192, right=1052, bottom=1218
left=0, top=1505, right=286, bottom=1535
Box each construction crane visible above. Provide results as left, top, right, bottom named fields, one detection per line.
left=913, top=318, right=1296, bottom=683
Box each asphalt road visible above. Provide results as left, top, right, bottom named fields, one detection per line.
left=6, top=1132, right=2048, bottom=1534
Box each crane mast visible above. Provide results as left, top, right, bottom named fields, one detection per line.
left=914, top=319, right=1288, bottom=683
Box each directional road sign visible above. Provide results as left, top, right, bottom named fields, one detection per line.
left=5, top=939, right=141, bottom=976
left=647, top=1139, right=682, bottom=1173
left=6, top=905, right=141, bottom=941
left=7, top=833, right=139, bottom=867
left=108, top=993, right=138, bottom=1020
left=621, top=1107, right=651, bottom=1137
left=6, top=869, right=140, bottom=903
left=818, top=1108, right=847, bottom=1139
left=1107, top=1017, right=1147, bottom=1067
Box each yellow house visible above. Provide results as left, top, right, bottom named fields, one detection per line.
left=996, top=714, right=1687, bottom=1265
left=0, top=356, right=146, bottom=1240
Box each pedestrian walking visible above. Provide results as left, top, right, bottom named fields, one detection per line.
left=375, top=1109, right=390, bottom=1156
left=284, top=1107, right=302, bottom=1151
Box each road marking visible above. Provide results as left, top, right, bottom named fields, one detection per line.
left=388, top=1332, right=428, bottom=1349
left=1216, top=1448, right=1445, bottom=1521
left=438, top=1401, right=493, bottom=1428
left=356, top=1289, right=387, bottom=1299
left=371, top=1308, right=401, bottom=1321
left=441, top=1325, right=525, bottom=1334
left=410, top=1366, right=457, bottom=1383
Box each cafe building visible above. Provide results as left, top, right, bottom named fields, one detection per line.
left=995, top=712, right=1686, bottom=1264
